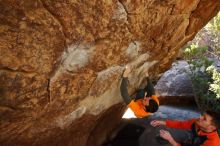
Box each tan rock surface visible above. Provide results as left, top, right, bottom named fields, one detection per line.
left=0, top=0, right=219, bottom=145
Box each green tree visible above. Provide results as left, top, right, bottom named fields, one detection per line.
left=183, top=45, right=220, bottom=112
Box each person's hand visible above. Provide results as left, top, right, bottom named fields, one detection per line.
left=123, top=65, right=132, bottom=77
left=145, top=71, right=149, bottom=77
left=160, top=130, right=178, bottom=146
left=150, top=120, right=166, bottom=127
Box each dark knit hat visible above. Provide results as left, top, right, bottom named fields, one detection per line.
left=145, top=99, right=159, bottom=113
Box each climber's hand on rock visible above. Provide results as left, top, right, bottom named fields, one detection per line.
left=145, top=71, right=149, bottom=77
left=123, top=65, right=132, bottom=77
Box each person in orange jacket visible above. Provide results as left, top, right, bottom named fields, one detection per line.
left=120, top=66, right=159, bottom=118
left=151, top=110, right=220, bottom=146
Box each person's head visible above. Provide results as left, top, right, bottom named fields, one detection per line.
left=142, top=97, right=158, bottom=113
left=196, top=110, right=220, bottom=132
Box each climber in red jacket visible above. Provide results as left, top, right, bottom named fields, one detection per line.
left=151, top=110, right=220, bottom=146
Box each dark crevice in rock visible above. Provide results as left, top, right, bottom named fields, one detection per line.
left=159, top=96, right=196, bottom=106
left=185, top=16, right=191, bottom=36
left=47, top=79, right=51, bottom=103
left=117, top=0, right=134, bottom=36
left=185, top=0, right=201, bottom=36
left=0, top=105, right=17, bottom=111
left=133, top=41, right=138, bottom=50
left=39, top=0, right=68, bottom=44
left=118, top=0, right=129, bottom=21
left=0, top=67, right=36, bottom=75
left=185, top=17, right=194, bottom=37
left=169, top=4, right=176, bottom=15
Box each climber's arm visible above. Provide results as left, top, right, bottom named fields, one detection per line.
left=120, top=66, right=132, bottom=105
left=144, top=73, right=155, bottom=96
left=120, top=77, right=132, bottom=104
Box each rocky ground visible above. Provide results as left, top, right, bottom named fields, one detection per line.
left=104, top=105, right=200, bottom=146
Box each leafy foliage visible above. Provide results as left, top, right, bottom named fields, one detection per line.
left=183, top=12, right=220, bottom=112
left=207, top=66, right=220, bottom=99
left=183, top=45, right=220, bottom=112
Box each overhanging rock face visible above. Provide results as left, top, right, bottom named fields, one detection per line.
left=0, top=0, right=219, bottom=145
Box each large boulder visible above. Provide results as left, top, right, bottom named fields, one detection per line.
left=155, top=61, right=195, bottom=105
left=0, top=0, right=219, bottom=145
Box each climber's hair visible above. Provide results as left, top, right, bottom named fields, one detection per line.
left=206, top=110, right=220, bottom=129
left=145, top=99, right=158, bottom=113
